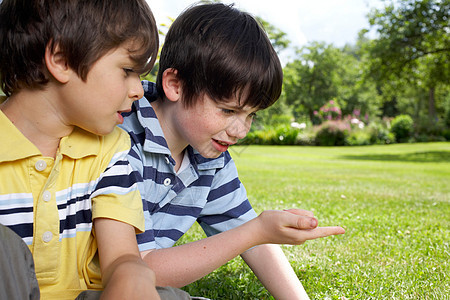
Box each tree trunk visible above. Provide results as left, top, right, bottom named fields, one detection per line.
left=428, top=87, right=437, bottom=122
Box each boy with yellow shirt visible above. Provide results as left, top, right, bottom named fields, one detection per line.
left=0, top=0, right=188, bottom=299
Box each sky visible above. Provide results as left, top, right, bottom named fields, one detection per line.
left=146, top=0, right=386, bottom=63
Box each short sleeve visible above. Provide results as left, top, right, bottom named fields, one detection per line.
left=197, top=155, right=257, bottom=237
left=90, top=128, right=145, bottom=233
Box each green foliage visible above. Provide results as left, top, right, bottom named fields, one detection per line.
left=366, top=119, right=395, bottom=144
left=281, top=40, right=383, bottom=126
left=274, top=125, right=300, bottom=145
left=138, top=1, right=449, bottom=144
left=259, top=114, right=292, bottom=128
left=315, top=120, right=350, bottom=146
left=282, top=42, right=343, bottom=121
left=367, top=0, right=450, bottom=85
left=296, top=130, right=316, bottom=146
left=345, top=130, right=372, bottom=146
left=181, top=143, right=450, bottom=299
left=241, top=124, right=300, bottom=146
left=365, top=0, right=450, bottom=121
left=390, top=114, right=414, bottom=142
left=279, top=0, right=449, bottom=134
left=443, top=128, right=450, bottom=141
left=255, top=17, right=290, bottom=54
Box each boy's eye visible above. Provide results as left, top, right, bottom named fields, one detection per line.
left=249, top=112, right=257, bottom=119
left=222, top=109, right=235, bottom=115
left=123, top=68, right=135, bottom=76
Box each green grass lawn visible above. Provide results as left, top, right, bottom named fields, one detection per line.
left=180, top=142, right=450, bottom=299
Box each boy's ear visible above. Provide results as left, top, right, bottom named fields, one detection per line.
left=162, top=68, right=182, bottom=102
left=44, top=43, right=71, bottom=84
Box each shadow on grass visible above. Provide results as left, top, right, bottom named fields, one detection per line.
left=340, top=151, right=450, bottom=163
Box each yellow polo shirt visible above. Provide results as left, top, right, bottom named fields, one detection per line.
left=0, top=111, right=144, bottom=299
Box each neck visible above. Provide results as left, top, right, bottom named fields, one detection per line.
left=1, top=90, right=73, bottom=158
left=151, top=98, right=187, bottom=167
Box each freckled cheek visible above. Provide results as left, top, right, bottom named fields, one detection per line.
left=201, top=114, right=226, bottom=131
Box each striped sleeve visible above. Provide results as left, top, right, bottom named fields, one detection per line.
left=90, top=128, right=145, bottom=233
left=197, top=153, right=257, bottom=237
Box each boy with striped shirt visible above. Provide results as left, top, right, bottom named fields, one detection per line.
left=120, top=3, right=345, bottom=299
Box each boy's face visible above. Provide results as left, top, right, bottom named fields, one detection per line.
left=59, top=41, right=144, bottom=136
left=173, top=93, right=258, bottom=158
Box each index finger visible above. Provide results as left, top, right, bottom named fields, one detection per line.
left=296, top=226, right=346, bottom=241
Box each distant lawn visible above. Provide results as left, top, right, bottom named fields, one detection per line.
left=179, top=142, right=450, bottom=299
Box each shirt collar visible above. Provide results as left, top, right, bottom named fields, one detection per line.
left=133, top=96, right=171, bottom=156
left=0, top=110, right=40, bottom=162
left=0, top=110, right=99, bottom=162
left=188, top=147, right=225, bottom=171
left=58, top=127, right=100, bottom=159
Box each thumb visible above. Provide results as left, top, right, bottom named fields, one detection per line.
left=284, top=211, right=318, bottom=229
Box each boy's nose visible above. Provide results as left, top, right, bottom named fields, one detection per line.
left=129, top=77, right=144, bottom=101
left=226, top=116, right=251, bottom=140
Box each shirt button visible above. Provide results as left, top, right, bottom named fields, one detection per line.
left=42, top=231, right=53, bottom=243
left=35, top=160, right=47, bottom=171
left=165, top=156, right=170, bottom=164
left=42, top=190, right=51, bottom=202
left=163, top=178, right=171, bottom=186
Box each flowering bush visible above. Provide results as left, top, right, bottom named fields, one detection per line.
left=236, top=112, right=444, bottom=146
left=315, top=99, right=342, bottom=124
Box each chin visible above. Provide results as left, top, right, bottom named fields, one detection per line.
left=201, top=151, right=223, bottom=159
left=92, top=127, right=115, bottom=136
left=195, top=142, right=225, bottom=158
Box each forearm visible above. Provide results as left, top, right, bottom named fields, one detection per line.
left=101, top=254, right=160, bottom=300
left=142, top=209, right=343, bottom=288
left=241, top=244, right=310, bottom=300
left=94, top=218, right=160, bottom=300
left=142, top=220, right=260, bottom=287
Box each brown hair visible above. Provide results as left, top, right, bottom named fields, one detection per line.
left=0, top=0, right=159, bottom=97
left=156, top=3, right=282, bottom=110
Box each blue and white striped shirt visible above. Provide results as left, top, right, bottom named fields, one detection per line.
left=120, top=81, right=257, bottom=251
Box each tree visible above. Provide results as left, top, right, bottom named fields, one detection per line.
left=283, top=42, right=340, bottom=122
left=237, top=16, right=292, bottom=127
left=282, top=41, right=382, bottom=124
left=365, top=0, right=450, bottom=121
left=256, top=17, right=290, bottom=54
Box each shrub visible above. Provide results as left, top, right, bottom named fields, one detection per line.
left=296, top=130, right=316, bottom=146
left=443, top=128, right=450, bottom=141
left=315, top=99, right=342, bottom=124
left=390, top=114, right=414, bottom=143
left=414, top=134, right=447, bottom=143
left=345, top=130, right=372, bottom=146
left=274, top=125, right=300, bottom=145
left=241, top=129, right=273, bottom=145
left=367, top=120, right=395, bottom=144
left=240, top=125, right=300, bottom=145
left=266, top=114, right=292, bottom=127
left=315, top=120, right=350, bottom=146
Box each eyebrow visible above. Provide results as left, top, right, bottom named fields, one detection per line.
left=222, top=101, right=258, bottom=113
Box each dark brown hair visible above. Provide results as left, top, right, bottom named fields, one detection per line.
left=156, top=3, right=282, bottom=110
left=0, top=0, right=159, bottom=97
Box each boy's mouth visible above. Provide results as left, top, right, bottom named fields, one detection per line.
left=214, top=139, right=230, bottom=146
left=212, top=139, right=234, bottom=153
